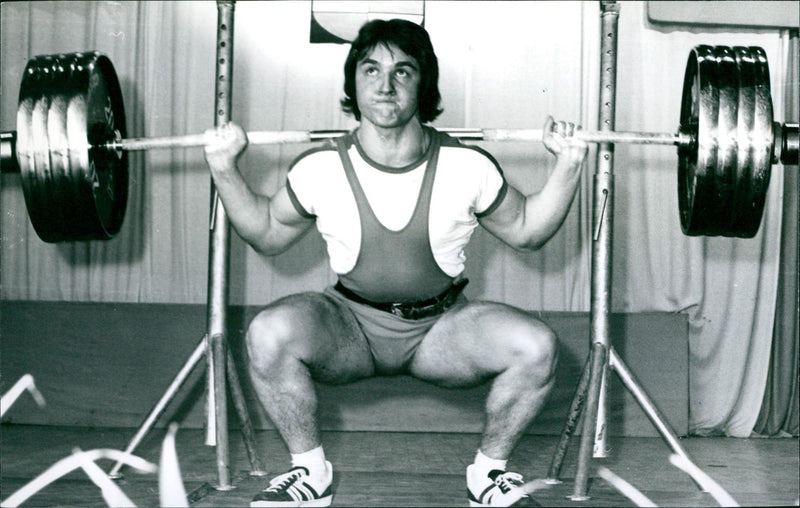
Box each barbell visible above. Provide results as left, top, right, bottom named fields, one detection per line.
left=0, top=47, right=797, bottom=243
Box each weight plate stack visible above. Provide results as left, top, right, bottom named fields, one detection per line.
left=16, top=51, right=128, bottom=242
left=677, top=45, right=773, bottom=238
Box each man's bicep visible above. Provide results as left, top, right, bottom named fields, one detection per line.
left=272, top=185, right=313, bottom=226
left=477, top=185, right=528, bottom=248
left=261, top=186, right=315, bottom=252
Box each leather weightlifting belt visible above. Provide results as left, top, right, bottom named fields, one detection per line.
left=334, top=279, right=469, bottom=320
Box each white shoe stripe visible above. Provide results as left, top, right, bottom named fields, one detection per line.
left=287, top=485, right=302, bottom=502
left=296, top=484, right=313, bottom=500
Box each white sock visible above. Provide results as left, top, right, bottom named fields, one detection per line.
left=474, top=450, right=508, bottom=475
left=291, top=446, right=328, bottom=479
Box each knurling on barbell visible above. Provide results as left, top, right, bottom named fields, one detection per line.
left=3, top=47, right=797, bottom=243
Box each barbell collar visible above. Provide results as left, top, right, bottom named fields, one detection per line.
left=774, top=122, right=798, bottom=166
left=0, top=131, right=19, bottom=173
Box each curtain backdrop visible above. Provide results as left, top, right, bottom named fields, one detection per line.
left=754, top=33, right=799, bottom=437
left=1, top=1, right=794, bottom=437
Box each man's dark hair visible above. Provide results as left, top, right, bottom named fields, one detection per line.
left=341, top=19, right=443, bottom=123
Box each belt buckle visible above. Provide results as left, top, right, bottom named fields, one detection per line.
left=389, top=303, right=407, bottom=318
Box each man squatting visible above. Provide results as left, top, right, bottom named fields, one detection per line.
left=204, top=18, right=587, bottom=508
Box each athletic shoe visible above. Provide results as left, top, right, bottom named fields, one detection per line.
left=250, top=462, right=333, bottom=507
left=467, top=465, right=529, bottom=507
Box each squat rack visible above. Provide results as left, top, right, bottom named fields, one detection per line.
left=108, top=1, right=267, bottom=488
left=545, top=2, right=698, bottom=500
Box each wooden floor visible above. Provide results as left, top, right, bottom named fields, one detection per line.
left=1, top=425, right=797, bottom=507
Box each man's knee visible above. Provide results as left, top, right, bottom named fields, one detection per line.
left=245, top=293, right=319, bottom=375
left=513, top=320, right=558, bottom=381
left=246, top=308, right=292, bottom=376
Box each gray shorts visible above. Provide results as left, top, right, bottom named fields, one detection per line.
left=323, top=286, right=466, bottom=375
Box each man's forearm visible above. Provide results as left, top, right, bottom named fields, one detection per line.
left=210, top=166, right=273, bottom=248
left=521, top=160, right=582, bottom=248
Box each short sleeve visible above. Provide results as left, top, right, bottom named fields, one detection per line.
left=285, top=146, right=339, bottom=218
left=472, top=150, right=508, bottom=217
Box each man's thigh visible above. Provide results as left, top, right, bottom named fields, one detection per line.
left=407, top=301, right=557, bottom=387
left=247, top=291, right=376, bottom=385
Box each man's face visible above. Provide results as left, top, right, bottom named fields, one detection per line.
left=355, top=43, right=421, bottom=129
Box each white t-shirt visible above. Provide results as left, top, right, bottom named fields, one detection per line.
left=286, top=133, right=507, bottom=277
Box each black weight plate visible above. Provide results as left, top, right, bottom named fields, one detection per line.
left=678, top=45, right=720, bottom=236
left=736, top=47, right=773, bottom=238
left=66, top=51, right=129, bottom=241
left=45, top=55, right=76, bottom=242
left=709, top=46, right=739, bottom=237
left=17, top=55, right=64, bottom=242
left=729, top=46, right=757, bottom=237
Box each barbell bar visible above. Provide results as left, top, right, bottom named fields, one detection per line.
left=6, top=124, right=692, bottom=154
left=107, top=126, right=691, bottom=151
left=0, top=47, right=797, bottom=243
